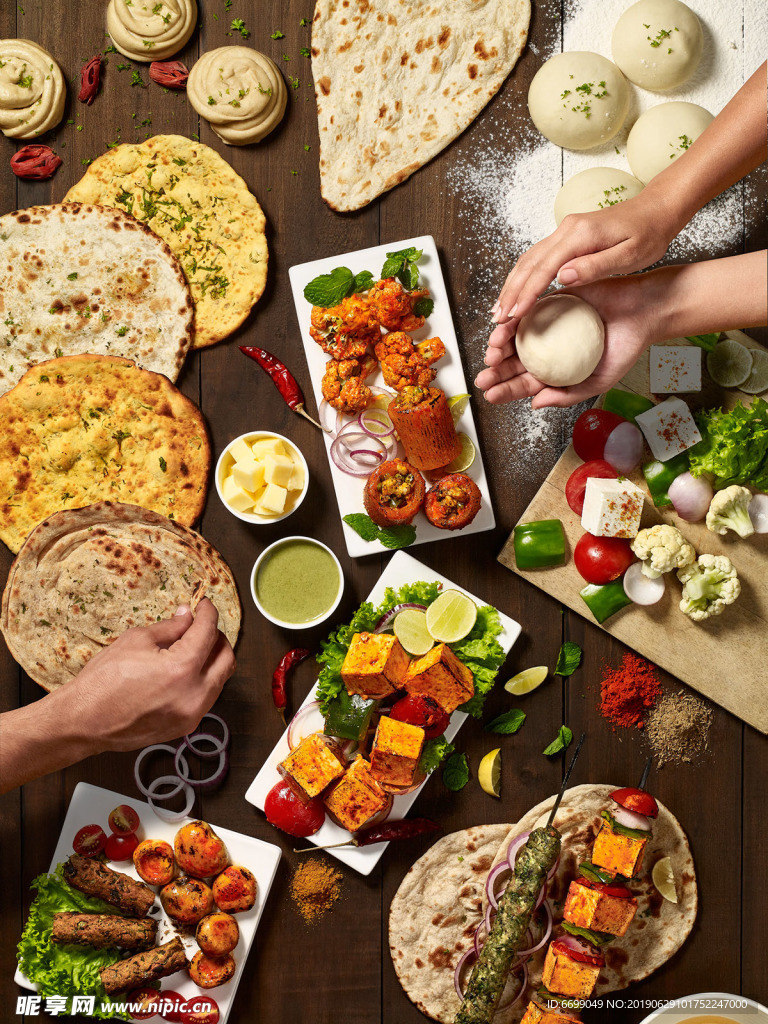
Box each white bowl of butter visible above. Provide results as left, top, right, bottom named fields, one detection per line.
left=215, top=431, right=309, bottom=524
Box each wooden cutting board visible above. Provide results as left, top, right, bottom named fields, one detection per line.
left=498, top=333, right=768, bottom=733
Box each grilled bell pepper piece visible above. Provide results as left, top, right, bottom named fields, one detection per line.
left=579, top=579, right=632, bottom=623
left=642, top=452, right=690, bottom=508
left=514, top=519, right=566, bottom=570
left=601, top=389, right=654, bottom=424
left=323, top=691, right=377, bottom=743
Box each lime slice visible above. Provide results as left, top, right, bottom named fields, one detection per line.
left=706, top=339, right=753, bottom=388
left=441, top=433, right=476, bottom=474
left=425, top=590, right=478, bottom=643
left=478, top=748, right=501, bottom=798
left=739, top=349, right=768, bottom=395
left=393, top=609, right=435, bottom=656
left=651, top=856, right=678, bottom=904
left=448, top=393, right=471, bottom=425
left=505, top=666, right=549, bottom=696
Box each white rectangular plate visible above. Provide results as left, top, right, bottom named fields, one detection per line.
left=15, top=782, right=281, bottom=1024
left=288, top=235, right=496, bottom=558
left=245, top=550, right=521, bottom=875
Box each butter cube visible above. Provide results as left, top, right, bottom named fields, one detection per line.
left=649, top=345, right=702, bottom=394
left=288, top=463, right=306, bottom=491
left=636, top=398, right=702, bottom=461
left=222, top=473, right=255, bottom=513
left=228, top=437, right=254, bottom=463
left=263, top=453, right=294, bottom=488
left=256, top=482, right=287, bottom=514
left=232, top=458, right=265, bottom=493
left=251, top=438, right=286, bottom=459
left=581, top=477, right=644, bottom=538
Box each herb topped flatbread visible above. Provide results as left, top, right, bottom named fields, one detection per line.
left=64, top=135, right=268, bottom=348
left=0, top=354, right=210, bottom=553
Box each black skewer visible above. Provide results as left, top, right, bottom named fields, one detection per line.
left=638, top=755, right=653, bottom=790
left=546, top=731, right=586, bottom=828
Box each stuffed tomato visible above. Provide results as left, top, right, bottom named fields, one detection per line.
left=424, top=473, right=481, bottom=531
left=388, top=386, right=461, bottom=470
left=363, top=459, right=426, bottom=526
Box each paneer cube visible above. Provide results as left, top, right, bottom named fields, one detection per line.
left=277, top=732, right=346, bottom=802
left=636, top=398, right=702, bottom=462
left=404, top=643, right=474, bottom=714
left=228, top=437, right=254, bottom=463
left=592, top=819, right=647, bottom=878
left=341, top=632, right=411, bottom=699
left=222, top=474, right=254, bottom=513
left=288, top=463, right=306, bottom=490
left=581, top=477, right=644, bottom=539
left=232, top=458, right=266, bottom=493
left=521, top=999, right=580, bottom=1024
left=649, top=344, right=702, bottom=394
left=256, top=482, right=287, bottom=515
left=370, top=715, right=425, bottom=789
left=542, top=943, right=601, bottom=999
left=323, top=755, right=390, bottom=832
left=564, top=879, right=638, bottom=936
left=251, top=438, right=287, bottom=459
left=263, top=453, right=294, bottom=488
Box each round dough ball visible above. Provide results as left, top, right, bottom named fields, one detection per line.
left=627, top=101, right=713, bottom=183
left=516, top=294, right=605, bottom=388
left=554, top=167, right=645, bottom=225
left=528, top=52, right=630, bottom=150
left=612, top=0, right=703, bottom=91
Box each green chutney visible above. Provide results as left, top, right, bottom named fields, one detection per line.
left=255, top=539, right=341, bottom=624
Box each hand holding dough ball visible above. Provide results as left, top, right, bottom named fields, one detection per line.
left=528, top=52, right=630, bottom=150
left=612, top=0, right=703, bottom=91
left=627, top=101, right=713, bottom=183
left=554, top=167, right=645, bottom=225
left=516, top=294, right=605, bottom=387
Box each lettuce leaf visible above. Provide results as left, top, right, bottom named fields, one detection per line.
left=17, top=866, right=121, bottom=1019
left=453, top=605, right=506, bottom=718
left=689, top=397, right=768, bottom=491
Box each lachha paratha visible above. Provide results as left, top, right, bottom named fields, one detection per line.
left=1, top=501, right=240, bottom=692
left=312, top=0, right=531, bottom=212
left=0, top=203, right=193, bottom=395
left=64, top=135, right=268, bottom=348
left=0, top=354, right=210, bottom=553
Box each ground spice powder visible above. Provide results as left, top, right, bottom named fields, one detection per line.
left=645, top=690, right=713, bottom=768
left=599, top=653, right=662, bottom=729
left=289, top=856, right=343, bottom=924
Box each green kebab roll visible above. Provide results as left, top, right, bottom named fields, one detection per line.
left=455, top=826, right=562, bottom=1024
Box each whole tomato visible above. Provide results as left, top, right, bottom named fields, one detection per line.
left=388, top=695, right=450, bottom=739
left=572, top=409, right=625, bottom=462
left=264, top=780, right=325, bottom=837
left=565, top=460, right=618, bottom=516
left=574, top=534, right=635, bottom=585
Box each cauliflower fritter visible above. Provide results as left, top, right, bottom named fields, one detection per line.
left=310, top=295, right=380, bottom=360
left=321, top=357, right=376, bottom=414
left=374, top=331, right=444, bottom=391
left=369, top=278, right=431, bottom=332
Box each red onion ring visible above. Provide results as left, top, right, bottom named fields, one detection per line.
left=374, top=603, right=428, bottom=633
left=147, top=775, right=195, bottom=822
left=517, top=901, right=553, bottom=957
left=134, top=744, right=188, bottom=799
left=330, top=429, right=389, bottom=476
left=505, top=831, right=531, bottom=869
left=174, top=745, right=229, bottom=789
left=485, top=861, right=512, bottom=911
left=358, top=408, right=395, bottom=438
left=184, top=713, right=230, bottom=758
left=286, top=700, right=323, bottom=750
left=454, top=947, right=478, bottom=1001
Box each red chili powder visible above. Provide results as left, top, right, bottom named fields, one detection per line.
left=599, top=653, right=662, bottom=729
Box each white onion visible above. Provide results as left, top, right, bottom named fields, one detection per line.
left=147, top=776, right=195, bottom=822
left=134, top=744, right=188, bottom=798
left=613, top=804, right=652, bottom=831
left=184, top=713, right=230, bottom=757
left=623, top=562, right=665, bottom=606
left=604, top=422, right=643, bottom=474
left=174, top=745, right=229, bottom=789
left=668, top=472, right=714, bottom=523
left=287, top=701, right=327, bottom=750
left=748, top=493, right=768, bottom=533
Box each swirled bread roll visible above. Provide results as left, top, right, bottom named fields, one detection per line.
left=107, top=0, right=197, bottom=62
left=0, top=39, right=65, bottom=138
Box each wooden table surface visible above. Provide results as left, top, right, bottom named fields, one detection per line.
left=1, top=2, right=766, bottom=1022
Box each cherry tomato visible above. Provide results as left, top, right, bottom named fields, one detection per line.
left=551, top=939, right=604, bottom=967
left=565, top=460, right=618, bottom=516
left=264, top=780, right=325, bottom=837
left=159, top=992, right=186, bottom=1023
left=104, top=831, right=140, bottom=862
left=611, top=786, right=659, bottom=818
left=108, top=803, right=141, bottom=835
left=574, top=534, right=635, bottom=585
left=73, top=823, right=107, bottom=858
left=577, top=876, right=634, bottom=899
left=572, top=409, right=625, bottom=462
left=128, top=986, right=163, bottom=1020
left=389, top=695, right=450, bottom=739
left=180, top=999, right=221, bottom=1024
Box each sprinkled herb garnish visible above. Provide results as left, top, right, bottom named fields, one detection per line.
left=231, top=17, right=249, bottom=38
left=648, top=26, right=672, bottom=48
left=300, top=46, right=310, bottom=57
left=159, top=456, right=167, bottom=472
left=271, top=29, right=284, bottom=38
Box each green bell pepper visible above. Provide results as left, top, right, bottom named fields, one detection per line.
left=685, top=332, right=721, bottom=352
left=513, top=519, right=565, bottom=569
left=642, top=451, right=689, bottom=507
left=580, top=579, right=632, bottom=623
left=602, top=388, right=655, bottom=424
left=601, top=809, right=650, bottom=841
left=323, top=690, right=377, bottom=742
left=561, top=920, right=613, bottom=946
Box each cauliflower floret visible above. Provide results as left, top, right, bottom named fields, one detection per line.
left=706, top=485, right=755, bottom=539
left=677, top=553, right=741, bottom=622
left=630, top=524, right=696, bottom=579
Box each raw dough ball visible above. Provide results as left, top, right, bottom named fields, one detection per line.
left=554, top=167, right=645, bottom=225
left=627, top=101, right=713, bottom=183
left=516, top=294, right=605, bottom=387
left=528, top=52, right=630, bottom=150
left=612, top=0, right=703, bottom=91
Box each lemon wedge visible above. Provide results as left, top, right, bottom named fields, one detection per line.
left=504, top=666, right=549, bottom=696
left=441, top=432, right=476, bottom=474
left=478, top=748, right=501, bottom=798
left=448, top=393, right=471, bottom=425
left=425, top=590, right=477, bottom=643
left=651, top=856, right=678, bottom=904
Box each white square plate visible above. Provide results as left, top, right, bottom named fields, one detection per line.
left=245, top=550, right=521, bottom=875
left=15, top=782, right=281, bottom=1024
left=288, top=235, right=496, bottom=558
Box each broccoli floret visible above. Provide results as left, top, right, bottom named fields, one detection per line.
left=630, top=524, right=696, bottom=579
left=706, top=485, right=755, bottom=538
left=677, top=553, right=741, bottom=621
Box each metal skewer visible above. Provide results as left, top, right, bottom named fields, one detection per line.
left=546, top=731, right=586, bottom=828
left=638, top=755, right=653, bottom=790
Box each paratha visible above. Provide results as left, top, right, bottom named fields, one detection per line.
left=64, top=136, right=268, bottom=348
left=389, top=786, right=697, bottom=1022
left=1, top=501, right=240, bottom=692
left=0, top=354, right=210, bottom=553
left=312, top=0, right=531, bottom=212
left=0, top=203, right=193, bottom=395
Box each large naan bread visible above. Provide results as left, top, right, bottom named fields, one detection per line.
left=65, top=136, right=268, bottom=348
left=1, top=501, right=240, bottom=692
left=312, top=0, right=531, bottom=211
left=0, top=354, right=210, bottom=553
left=0, top=203, right=193, bottom=395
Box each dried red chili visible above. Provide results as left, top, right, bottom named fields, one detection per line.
left=295, top=817, right=441, bottom=852
left=149, top=60, right=190, bottom=89
left=599, top=653, right=662, bottom=729
left=272, top=648, right=311, bottom=721
left=78, top=55, right=102, bottom=105
left=240, top=346, right=325, bottom=431
left=10, top=145, right=62, bottom=181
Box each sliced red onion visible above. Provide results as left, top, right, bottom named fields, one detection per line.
left=184, top=713, right=230, bottom=758
left=473, top=919, right=488, bottom=957
left=485, top=861, right=512, bottom=911
left=140, top=772, right=188, bottom=803
left=134, top=744, right=188, bottom=799
left=339, top=739, right=359, bottom=758
left=454, top=940, right=527, bottom=1007
left=505, top=831, right=531, bottom=869
left=668, top=472, right=714, bottom=523
left=368, top=385, right=395, bottom=401
left=623, top=561, right=665, bottom=606
left=374, top=603, right=428, bottom=633
left=748, top=493, right=768, bottom=533
left=330, top=429, right=388, bottom=476
left=613, top=804, right=652, bottom=831
left=286, top=700, right=325, bottom=750
left=604, top=422, right=643, bottom=474
left=174, top=745, right=229, bottom=789
left=147, top=775, right=195, bottom=822
left=535, top=881, right=547, bottom=910
left=454, top=947, right=478, bottom=1001
left=358, top=408, right=395, bottom=438
left=517, top=901, right=553, bottom=956
left=503, top=960, right=528, bottom=1010
left=547, top=856, right=560, bottom=881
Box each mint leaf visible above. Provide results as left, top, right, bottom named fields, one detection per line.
left=555, top=641, right=582, bottom=677
left=485, top=709, right=526, bottom=734
left=442, top=751, right=469, bottom=791
left=353, top=270, right=374, bottom=293
left=380, top=246, right=424, bottom=287
left=419, top=736, right=454, bottom=775
left=543, top=725, right=573, bottom=756
left=381, top=254, right=406, bottom=280
left=413, top=296, right=434, bottom=318
left=303, top=266, right=354, bottom=307
left=388, top=246, right=422, bottom=263
left=686, top=332, right=721, bottom=352
left=377, top=524, right=416, bottom=549
left=343, top=513, right=379, bottom=542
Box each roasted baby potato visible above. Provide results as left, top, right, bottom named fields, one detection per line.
left=174, top=820, right=229, bottom=879
left=132, top=839, right=175, bottom=887
left=189, top=949, right=236, bottom=989
left=160, top=876, right=214, bottom=925
left=196, top=911, right=240, bottom=956
left=212, top=865, right=257, bottom=913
